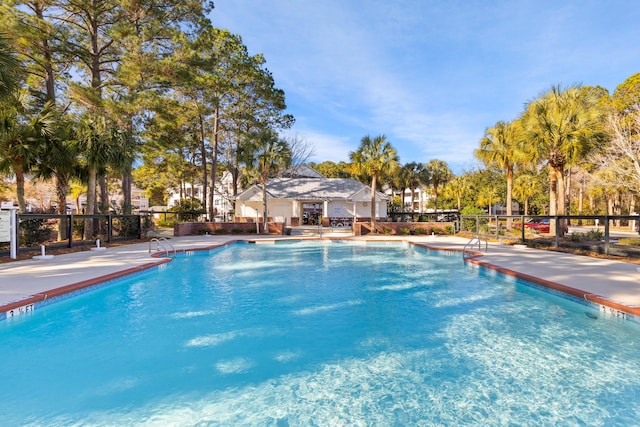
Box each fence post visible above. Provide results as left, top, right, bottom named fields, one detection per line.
left=68, top=214, right=73, bottom=248
left=138, top=215, right=142, bottom=239
left=604, top=216, right=610, bottom=255
left=521, top=215, right=525, bottom=242
left=494, top=215, right=499, bottom=240
left=554, top=216, right=560, bottom=248
left=107, top=214, right=112, bottom=243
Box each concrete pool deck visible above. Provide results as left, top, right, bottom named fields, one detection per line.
left=1, top=234, right=639, bottom=319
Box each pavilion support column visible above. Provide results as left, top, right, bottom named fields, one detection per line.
left=295, top=201, right=303, bottom=226
left=353, top=201, right=357, bottom=224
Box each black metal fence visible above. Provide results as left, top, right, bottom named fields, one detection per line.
left=387, top=211, right=458, bottom=223
left=459, top=215, right=640, bottom=257
left=0, top=213, right=146, bottom=255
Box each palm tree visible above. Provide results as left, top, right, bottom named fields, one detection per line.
left=424, top=159, right=452, bottom=215
left=241, top=129, right=291, bottom=233
left=513, top=173, right=538, bottom=215
left=32, top=109, right=81, bottom=239
left=0, top=35, right=20, bottom=101
left=388, top=164, right=410, bottom=210
left=403, top=162, right=426, bottom=212
left=69, top=179, right=86, bottom=214
left=522, top=85, right=607, bottom=232
left=477, top=185, right=500, bottom=215
left=75, top=112, right=122, bottom=239
left=0, top=92, right=56, bottom=212
left=443, top=175, right=469, bottom=211
left=349, top=134, right=399, bottom=228
left=475, top=120, right=524, bottom=227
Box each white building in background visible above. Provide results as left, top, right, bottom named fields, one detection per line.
left=166, top=171, right=236, bottom=221
left=383, top=186, right=432, bottom=212
left=106, top=184, right=149, bottom=213
left=234, top=165, right=388, bottom=226
left=398, top=188, right=433, bottom=212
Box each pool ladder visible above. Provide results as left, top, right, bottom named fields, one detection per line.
left=462, top=236, right=488, bottom=258
left=149, top=237, right=176, bottom=258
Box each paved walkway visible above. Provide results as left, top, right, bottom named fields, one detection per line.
left=1, top=234, right=639, bottom=318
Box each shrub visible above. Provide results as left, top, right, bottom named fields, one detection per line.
left=570, top=230, right=604, bottom=241
left=617, top=237, right=640, bottom=246
left=570, top=232, right=584, bottom=242
left=460, top=206, right=486, bottom=233
left=587, top=229, right=604, bottom=240
left=231, top=228, right=244, bottom=234
left=414, top=227, right=427, bottom=235
left=214, top=228, right=227, bottom=235
left=399, top=227, right=411, bottom=235
left=156, top=218, right=176, bottom=227
left=19, top=218, right=53, bottom=246
left=444, top=225, right=454, bottom=235
left=169, top=198, right=206, bottom=222
left=112, top=216, right=140, bottom=238
left=383, top=227, right=393, bottom=234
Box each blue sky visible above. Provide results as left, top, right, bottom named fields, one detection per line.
left=211, top=1, right=640, bottom=174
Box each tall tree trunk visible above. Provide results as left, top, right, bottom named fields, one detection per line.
left=85, top=166, right=97, bottom=240
left=34, top=3, right=56, bottom=103
left=549, top=166, right=558, bottom=216
left=15, top=163, right=26, bottom=213
left=121, top=119, right=134, bottom=214
left=578, top=180, right=584, bottom=225
left=99, top=175, right=109, bottom=213
left=549, top=166, right=559, bottom=234
left=121, top=170, right=132, bottom=214
left=56, top=175, right=69, bottom=240
left=607, top=196, right=614, bottom=215
left=630, top=196, right=637, bottom=231
left=261, top=177, right=268, bottom=234
left=556, top=168, right=566, bottom=215
left=231, top=164, right=240, bottom=218
left=198, top=113, right=208, bottom=215
left=410, top=186, right=415, bottom=212
left=506, top=167, right=513, bottom=229
left=209, top=106, right=220, bottom=222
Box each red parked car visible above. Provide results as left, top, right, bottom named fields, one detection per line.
left=522, top=218, right=568, bottom=233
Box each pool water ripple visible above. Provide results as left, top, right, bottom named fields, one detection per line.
left=0, top=241, right=639, bottom=425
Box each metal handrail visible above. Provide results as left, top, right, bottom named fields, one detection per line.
left=149, top=237, right=176, bottom=258
left=462, top=236, right=488, bottom=258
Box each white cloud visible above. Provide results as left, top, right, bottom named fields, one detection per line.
left=214, top=0, right=640, bottom=169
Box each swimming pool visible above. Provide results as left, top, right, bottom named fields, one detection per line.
left=1, top=241, right=639, bottom=425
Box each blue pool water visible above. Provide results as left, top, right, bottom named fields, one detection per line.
left=1, top=241, right=639, bottom=425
